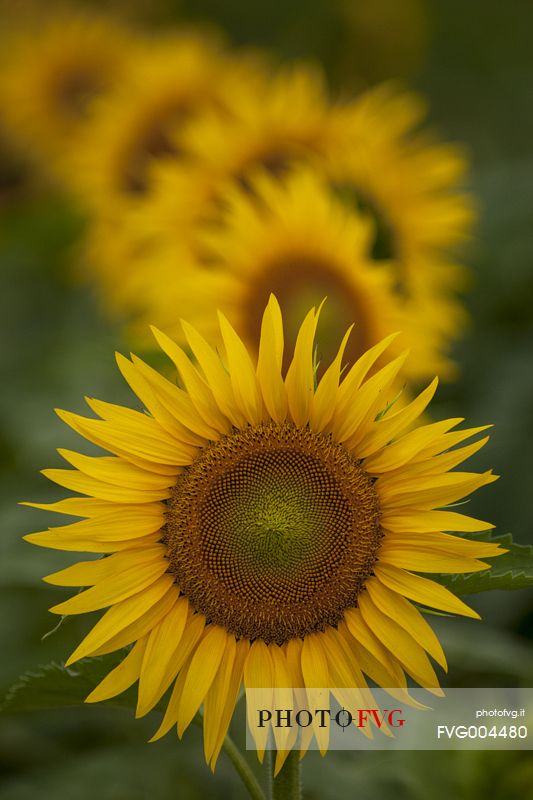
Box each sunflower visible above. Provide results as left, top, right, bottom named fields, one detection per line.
left=328, top=84, right=475, bottom=266
left=124, top=168, right=455, bottom=381
left=24, top=296, right=503, bottom=771
left=66, top=33, right=265, bottom=215
left=0, top=8, right=135, bottom=175
left=78, top=60, right=339, bottom=302
left=325, top=83, right=475, bottom=340
left=179, top=61, right=337, bottom=190
left=79, top=81, right=470, bottom=376
left=78, top=161, right=215, bottom=324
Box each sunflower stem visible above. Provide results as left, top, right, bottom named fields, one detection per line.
left=270, top=751, right=301, bottom=800
left=191, top=713, right=265, bottom=800
left=221, top=734, right=267, bottom=800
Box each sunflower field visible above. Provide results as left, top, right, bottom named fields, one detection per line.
left=1, top=1, right=532, bottom=799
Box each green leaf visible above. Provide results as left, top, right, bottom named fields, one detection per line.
left=0, top=652, right=135, bottom=714
left=435, top=532, right=533, bottom=595
left=1, top=657, right=211, bottom=750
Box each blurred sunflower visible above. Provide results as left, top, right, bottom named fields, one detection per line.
left=79, top=60, right=338, bottom=295
left=78, top=162, right=214, bottom=320
left=122, top=169, right=455, bottom=381
left=24, top=297, right=503, bottom=771
left=66, top=33, right=265, bottom=214
left=326, top=84, right=475, bottom=341
left=179, top=62, right=337, bottom=190
left=0, top=8, right=135, bottom=174
left=79, top=76, right=471, bottom=378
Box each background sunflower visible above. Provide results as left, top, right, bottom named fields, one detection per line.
left=1, top=1, right=533, bottom=799
left=0, top=5, right=138, bottom=178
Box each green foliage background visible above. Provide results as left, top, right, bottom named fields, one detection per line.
left=0, top=0, right=532, bottom=797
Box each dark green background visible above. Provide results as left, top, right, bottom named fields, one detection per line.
left=1, top=0, right=532, bottom=797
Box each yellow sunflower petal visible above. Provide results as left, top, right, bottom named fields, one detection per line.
left=284, top=639, right=315, bottom=760
left=310, top=325, right=353, bottom=432
left=56, top=408, right=193, bottom=467
left=150, top=326, right=232, bottom=434
left=65, top=575, right=175, bottom=665
left=333, top=351, right=409, bottom=445
left=339, top=623, right=427, bottom=711
left=244, top=639, right=275, bottom=688
left=374, top=563, right=480, bottom=618
left=244, top=640, right=274, bottom=761
left=321, top=626, right=367, bottom=694
left=358, top=591, right=443, bottom=694
left=324, top=627, right=397, bottom=739
left=208, top=638, right=249, bottom=770
left=55, top=408, right=180, bottom=476
left=378, top=546, right=490, bottom=573
left=285, top=306, right=320, bottom=427
left=333, top=332, right=400, bottom=419
left=116, top=353, right=208, bottom=445
left=417, top=424, right=493, bottom=460
left=179, top=320, right=246, bottom=428
left=86, top=403, right=197, bottom=465
left=85, top=636, right=148, bottom=704
left=149, top=651, right=194, bottom=743
left=408, top=436, right=492, bottom=476
left=43, top=545, right=166, bottom=587
left=203, top=634, right=237, bottom=763
left=300, top=633, right=330, bottom=754
left=32, top=504, right=164, bottom=543
left=41, top=467, right=171, bottom=504
left=138, top=611, right=206, bottom=719
left=343, top=608, right=407, bottom=687
left=177, top=624, right=228, bottom=737
left=130, top=355, right=218, bottom=444
left=386, top=437, right=488, bottom=483
left=136, top=597, right=192, bottom=718
left=363, top=418, right=464, bottom=473
left=301, top=631, right=330, bottom=687
left=24, top=530, right=161, bottom=554
left=257, top=295, right=287, bottom=423
left=339, top=624, right=402, bottom=690
left=365, top=578, right=447, bottom=669
left=381, top=508, right=495, bottom=534
left=379, top=470, right=498, bottom=510
left=269, top=643, right=297, bottom=766
left=356, top=377, right=439, bottom=458
left=50, top=558, right=170, bottom=615
left=21, top=497, right=118, bottom=518
left=339, top=616, right=402, bottom=686
left=57, top=450, right=174, bottom=491
left=218, top=312, right=262, bottom=425
left=85, top=395, right=189, bottom=445
left=382, top=530, right=505, bottom=558
left=82, top=584, right=180, bottom=657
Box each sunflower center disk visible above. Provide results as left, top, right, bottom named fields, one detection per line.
left=165, top=422, right=383, bottom=644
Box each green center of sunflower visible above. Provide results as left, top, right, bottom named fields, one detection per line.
left=164, top=421, right=383, bottom=644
